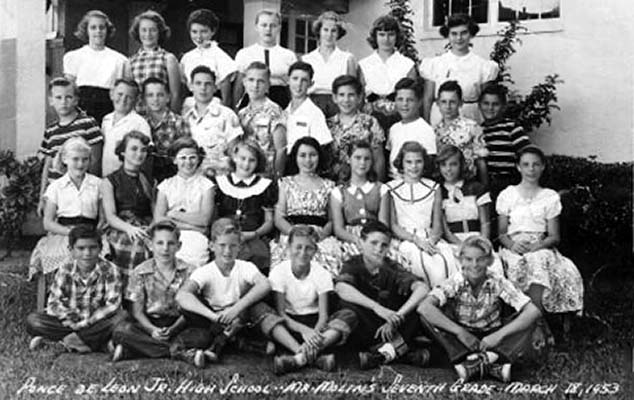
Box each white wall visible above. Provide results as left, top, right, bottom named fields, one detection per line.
left=243, top=0, right=282, bottom=46
left=0, top=0, right=46, bottom=159
left=338, top=0, right=634, bottom=162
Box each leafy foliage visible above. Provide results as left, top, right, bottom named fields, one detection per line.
left=542, top=155, right=632, bottom=267
left=387, top=0, right=420, bottom=65
left=490, top=21, right=563, bottom=133
left=0, top=151, right=41, bottom=257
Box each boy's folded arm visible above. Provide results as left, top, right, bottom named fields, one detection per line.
left=419, top=294, right=464, bottom=336
left=335, top=281, right=384, bottom=312
left=232, top=274, right=270, bottom=314
left=176, top=280, right=219, bottom=322
left=397, top=281, right=429, bottom=317
left=494, top=301, right=541, bottom=340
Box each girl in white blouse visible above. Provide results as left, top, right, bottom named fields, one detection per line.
left=154, top=137, right=215, bottom=266
left=420, top=14, right=499, bottom=126
left=302, top=11, right=357, bottom=118
left=497, top=146, right=583, bottom=318
left=359, top=15, right=418, bottom=133
left=63, top=10, right=129, bottom=123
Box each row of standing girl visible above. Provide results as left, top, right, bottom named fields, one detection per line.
left=62, top=8, right=497, bottom=130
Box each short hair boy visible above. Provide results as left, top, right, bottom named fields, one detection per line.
left=285, top=61, right=333, bottom=153
left=101, top=79, right=152, bottom=176
left=335, top=220, right=431, bottom=369
left=419, top=236, right=541, bottom=382
left=478, top=83, right=531, bottom=198
left=143, top=77, right=191, bottom=182
left=435, top=80, right=489, bottom=186
left=174, top=218, right=283, bottom=368
left=327, top=75, right=386, bottom=182
left=39, top=77, right=104, bottom=214
left=27, top=225, right=124, bottom=353
left=183, top=66, right=243, bottom=178
left=238, top=61, right=287, bottom=178
left=386, top=77, right=436, bottom=179
left=180, top=9, right=237, bottom=107
left=111, top=220, right=196, bottom=361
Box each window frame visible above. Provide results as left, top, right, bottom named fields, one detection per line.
left=421, top=0, right=563, bottom=38
left=281, top=14, right=318, bottom=56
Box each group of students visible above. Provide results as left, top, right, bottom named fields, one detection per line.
left=27, top=6, right=585, bottom=383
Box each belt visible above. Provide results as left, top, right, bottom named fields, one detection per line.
left=57, top=216, right=98, bottom=227
left=287, top=215, right=328, bottom=227
left=447, top=219, right=480, bottom=233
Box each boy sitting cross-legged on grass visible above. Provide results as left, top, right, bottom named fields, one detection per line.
left=27, top=225, right=124, bottom=353
left=111, top=220, right=195, bottom=362
left=174, top=218, right=284, bottom=368
left=269, top=225, right=357, bottom=375
left=418, top=235, right=541, bottom=382
left=335, top=220, right=431, bottom=370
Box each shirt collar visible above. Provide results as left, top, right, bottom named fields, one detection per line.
left=137, top=259, right=190, bottom=275
left=185, top=97, right=223, bottom=120
left=70, top=259, right=103, bottom=284
left=346, top=181, right=374, bottom=195
left=231, top=172, right=257, bottom=185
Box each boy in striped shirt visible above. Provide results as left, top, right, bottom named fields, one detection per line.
left=479, top=83, right=530, bottom=199
left=38, top=77, right=103, bottom=215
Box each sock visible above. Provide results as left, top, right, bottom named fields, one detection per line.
left=377, top=343, right=397, bottom=362
left=485, top=351, right=499, bottom=363
left=293, top=352, right=307, bottom=366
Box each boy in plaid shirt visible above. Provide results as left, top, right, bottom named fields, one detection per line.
left=419, top=236, right=541, bottom=382
left=27, top=225, right=124, bottom=353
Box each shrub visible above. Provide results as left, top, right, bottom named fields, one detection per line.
left=387, top=0, right=420, bottom=65
left=0, top=151, right=41, bottom=258
left=542, top=155, right=632, bottom=270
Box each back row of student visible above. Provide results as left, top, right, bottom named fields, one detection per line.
left=62, top=9, right=495, bottom=124
left=27, top=219, right=541, bottom=383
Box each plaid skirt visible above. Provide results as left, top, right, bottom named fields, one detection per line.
left=105, top=215, right=152, bottom=286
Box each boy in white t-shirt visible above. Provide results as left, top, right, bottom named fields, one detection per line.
left=268, top=225, right=357, bottom=375
left=285, top=61, right=333, bottom=153
left=174, top=218, right=283, bottom=368
left=386, top=77, right=436, bottom=179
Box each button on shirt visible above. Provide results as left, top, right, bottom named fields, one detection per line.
left=101, top=111, right=152, bottom=176
left=429, top=271, right=530, bottom=331
left=235, top=44, right=297, bottom=86
left=302, top=47, right=353, bottom=94
left=181, top=41, right=238, bottom=85
left=285, top=98, right=333, bottom=152
left=126, top=258, right=195, bottom=318
left=44, top=173, right=101, bottom=218
left=359, top=51, right=415, bottom=96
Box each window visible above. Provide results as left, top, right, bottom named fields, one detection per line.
left=426, top=0, right=561, bottom=35
left=281, top=16, right=317, bottom=55
left=498, top=0, right=560, bottom=22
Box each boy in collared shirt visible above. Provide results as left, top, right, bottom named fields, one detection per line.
left=38, top=77, right=103, bottom=215
left=335, top=221, right=430, bottom=370
left=27, top=225, right=124, bottom=353
left=183, top=65, right=243, bottom=178
left=112, top=221, right=195, bottom=361
left=174, top=218, right=284, bottom=368
left=144, top=77, right=191, bottom=183
left=101, top=79, right=152, bottom=176
left=238, top=62, right=287, bottom=178
left=419, top=236, right=541, bottom=382
left=285, top=61, right=333, bottom=154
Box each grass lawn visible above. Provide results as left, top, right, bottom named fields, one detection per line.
left=1, top=250, right=632, bottom=400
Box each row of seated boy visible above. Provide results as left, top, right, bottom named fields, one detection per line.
left=27, top=219, right=541, bottom=382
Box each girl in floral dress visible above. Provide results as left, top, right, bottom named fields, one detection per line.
left=271, top=137, right=342, bottom=275
left=331, top=140, right=389, bottom=261
left=497, top=146, right=584, bottom=317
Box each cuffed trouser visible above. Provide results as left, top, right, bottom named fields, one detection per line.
left=173, top=302, right=285, bottom=351
left=26, top=310, right=127, bottom=351
left=286, top=309, right=357, bottom=346
left=112, top=315, right=188, bottom=358
left=341, top=302, right=421, bottom=351
left=419, top=315, right=535, bottom=364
